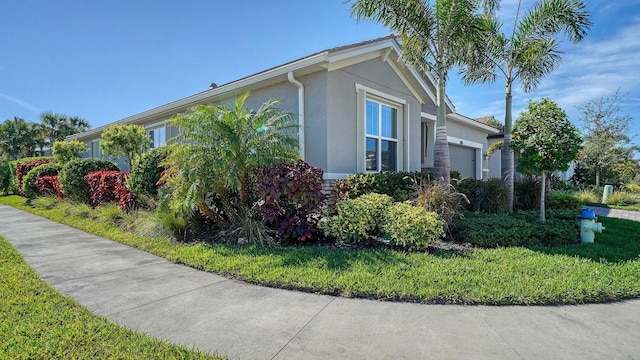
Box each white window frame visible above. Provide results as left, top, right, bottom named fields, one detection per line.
left=90, top=140, right=101, bottom=159
left=355, top=83, right=408, bottom=173
left=146, top=123, right=167, bottom=148
left=365, top=98, right=400, bottom=172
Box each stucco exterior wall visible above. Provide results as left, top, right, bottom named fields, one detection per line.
left=325, top=58, right=424, bottom=176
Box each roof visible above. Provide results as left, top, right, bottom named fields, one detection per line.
left=68, top=36, right=451, bottom=141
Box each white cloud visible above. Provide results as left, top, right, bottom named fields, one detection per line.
left=0, top=93, right=41, bottom=114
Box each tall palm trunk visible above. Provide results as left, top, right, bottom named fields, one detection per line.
left=502, top=82, right=515, bottom=212
left=239, top=171, right=251, bottom=207
left=433, top=68, right=451, bottom=184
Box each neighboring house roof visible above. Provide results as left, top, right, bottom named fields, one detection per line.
left=68, top=36, right=460, bottom=142
left=449, top=113, right=500, bottom=134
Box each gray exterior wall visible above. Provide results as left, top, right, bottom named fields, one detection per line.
left=325, top=58, right=424, bottom=175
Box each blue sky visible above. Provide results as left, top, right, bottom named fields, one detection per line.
left=1, top=0, right=639, bottom=151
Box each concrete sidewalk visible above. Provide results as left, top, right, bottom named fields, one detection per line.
left=1, top=203, right=639, bottom=360
left=587, top=205, right=640, bottom=222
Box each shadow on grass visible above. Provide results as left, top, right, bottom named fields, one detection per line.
left=203, top=242, right=413, bottom=272
left=531, top=217, right=640, bottom=263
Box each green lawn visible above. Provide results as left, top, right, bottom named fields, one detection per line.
left=0, top=234, right=226, bottom=359
left=2, top=195, right=640, bottom=305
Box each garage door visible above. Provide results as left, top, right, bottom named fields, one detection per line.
left=449, top=145, right=476, bottom=179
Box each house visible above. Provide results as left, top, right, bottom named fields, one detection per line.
left=68, top=36, right=500, bottom=180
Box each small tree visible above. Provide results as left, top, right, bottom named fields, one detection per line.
left=578, top=89, right=638, bottom=186
left=511, top=98, right=581, bottom=222
left=53, top=140, right=88, bottom=164
left=163, top=92, right=298, bottom=228
left=100, top=124, right=152, bottom=167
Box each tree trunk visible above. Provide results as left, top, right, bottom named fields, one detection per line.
left=502, top=82, right=515, bottom=212
left=433, top=67, right=450, bottom=184
left=240, top=171, right=251, bottom=206
left=595, top=170, right=600, bottom=187
left=540, top=171, right=546, bottom=222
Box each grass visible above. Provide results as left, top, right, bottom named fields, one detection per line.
left=2, top=195, right=640, bottom=305
left=0, top=234, right=226, bottom=359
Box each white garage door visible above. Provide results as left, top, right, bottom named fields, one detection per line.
left=449, top=144, right=476, bottom=179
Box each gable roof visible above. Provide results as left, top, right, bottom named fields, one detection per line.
left=69, top=36, right=454, bottom=141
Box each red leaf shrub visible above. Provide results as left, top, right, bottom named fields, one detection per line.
left=253, top=160, right=324, bottom=244
left=84, top=171, right=137, bottom=211
left=16, top=159, right=55, bottom=196
left=34, top=175, right=63, bottom=200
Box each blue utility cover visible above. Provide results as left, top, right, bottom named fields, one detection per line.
left=580, top=208, right=596, bottom=220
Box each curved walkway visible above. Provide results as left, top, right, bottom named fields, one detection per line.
left=1, top=204, right=639, bottom=360
left=586, top=205, right=640, bottom=222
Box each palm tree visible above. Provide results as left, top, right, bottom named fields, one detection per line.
left=29, top=123, right=49, bottom=156
left=460, top=0, right=591, bottom=211
left=40, top=112, right=90, bottom=144
left=350, top=0, right=496, bottom=184
left=165, top=92, right=298, bottom=223
left=0, top=117, right=34, bottom=160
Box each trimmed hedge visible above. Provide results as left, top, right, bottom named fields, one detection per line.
left=254, top=160, right=324, bottom=244
left=8, top=157, right=53, bottom=194
left=127, top=147, right=167, bottom=199
left=547, top=191, right=582, bottom=210
left=0, top=163, right=9, bottom=194
left=333, top=171, right=432, bottom=202
left=453, top=211, right=579, bottom=248
left=456, top=178, right=508, bottom=213
left=59, top=158, right=119, bottom=203
left=34, top=175, right=62, bottom=199
left=85, top=170, right=137, bottom=211
left=22, top=163, right=62, bottom=198
left=16, top=158, right=56, bottom=196
left=321, top=193, right=393, bottom=244
left=384, top=202, right=444, bottom=249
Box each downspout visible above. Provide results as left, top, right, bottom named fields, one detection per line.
left=287, top=71, right=305, bottom=160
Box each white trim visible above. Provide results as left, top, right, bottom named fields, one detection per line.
left=287, top=71, right=305, bottom=160
left=68, top=52, right=329, bottom=141
left=324, top=173, right=351, bottom=180
left=144, top=120, right=167, bottom=129
left=448, top=113, right=500, bottom=134
left=326, top=51, right=382, bottom=72
left=421, top=112, right=436, bottom=121
left=355, top=83, right=407, bottom=105
left=447, top=136, right=483, bottom=149
left=447, top=136, right=484, bottom=180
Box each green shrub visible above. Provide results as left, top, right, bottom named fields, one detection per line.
left=52, top=140, right=88, bottom=164
left=606, top=192, right=640, bottom=206
left=456, top=178, right=508, bottom=213
left=321, top=193, right=393, bottom=244
left=127, top=147, right=167, bottom=200
left=7, top=157, right=53, bottom=194
left=59, top=158, right=119, bottom=203
left=622, top=183, right=640, bottom=194
left=546, top=191, right=581, bottom=210
left=514, top=176, right=541, bottom=211
left=453, top=212, right=578, bottom=248
left=22, top=163, right=61, bottom=198
left=334, top=171, right=431, bottom=202
left=414, top=180, right=466, bottom=235
left=384, top=202, right=445, bottom=249
left=0, top=163, right=9, bottom=194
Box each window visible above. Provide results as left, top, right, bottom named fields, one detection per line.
left=148, top=126, right=166, bottom=148
left=365, top=99, right=397, bottom=172
left=91, top=140, right=101, bottom=159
